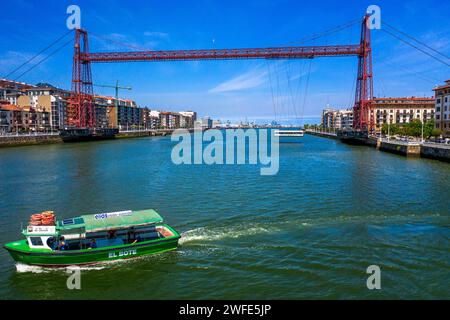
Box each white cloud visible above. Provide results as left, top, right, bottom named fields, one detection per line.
left=209, top=68, right=268, bottom=93
left=208, top=62, right=314, bottom=94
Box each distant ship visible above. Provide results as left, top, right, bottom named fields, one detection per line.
left=60, top=128, right=119, bottom=142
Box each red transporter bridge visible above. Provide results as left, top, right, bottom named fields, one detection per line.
left=65, top=14, right=373, bottom=139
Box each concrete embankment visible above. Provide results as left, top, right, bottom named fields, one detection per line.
left=421, top=144, right=450, bottom=162
left=0, top=134, right=62, bottom=148
left=305, top=130, right=338, bottom=139
left=378, top=140, right=421, bottom=157
left=115, top=129, right=176, bottom=139
left=306, top=130, right=450, bottom=162
left=0, top=129, right=178, bottom=148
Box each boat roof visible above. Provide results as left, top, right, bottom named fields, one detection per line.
left=56, top=209, right=164, bottom=233
left=81, top=209, right=163, bottom=233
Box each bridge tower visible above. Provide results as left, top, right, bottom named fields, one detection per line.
left=353, top=14, right=373, bottom=131
left=67, top=29, right=95, bottom=128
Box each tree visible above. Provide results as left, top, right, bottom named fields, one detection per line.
left=404, top=119, right=422, bottom=137
left=431, top=128, right=442, bottom=138
left=423, top=119, right=435, bottom=138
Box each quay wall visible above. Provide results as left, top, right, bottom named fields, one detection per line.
left=0, top=135, right=62, bottom=148
left=421, top=145, right=450, bottom=162
left=378, top=140, right=421, bottom=157
left=115, top=131, right=151, bottom=139
left=305, top=130, right=338, bottom=139
left=307, top=130, right=449, bottom=162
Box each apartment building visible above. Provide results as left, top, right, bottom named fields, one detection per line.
left=434, top=80, right=450, bottom=137
left=179, top=111, right=197, bottom=128
left=0, top=79, right=35, bottom=105
left=159, top=112, right=181, bottom=129
left=194, top=117, right=213, bottom=129
left=322, top=108, right=353, bottom=130
left=0, top=104, right=51, bottom=133
left=15, top=85, right=70, bottom=130
left=369, top=97, right=435, bottom=132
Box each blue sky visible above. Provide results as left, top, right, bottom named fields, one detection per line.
left=1, top=0, right=449, bottom=124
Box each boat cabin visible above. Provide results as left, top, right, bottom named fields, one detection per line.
left=22, top=209, right=175, bottom=251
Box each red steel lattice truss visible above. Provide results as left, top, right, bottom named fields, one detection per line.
left=67, top=15, right=373, bottom=130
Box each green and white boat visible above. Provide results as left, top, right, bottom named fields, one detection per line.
left=4, top=209, right=180, bottom=267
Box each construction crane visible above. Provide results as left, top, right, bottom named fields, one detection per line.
left=93, top=80, right=132, bottom=108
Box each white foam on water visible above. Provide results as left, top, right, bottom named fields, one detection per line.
left=15, top=261, right=115, bottom=273
left=179, top=225, right=276, bottom=245
left=15, top=263, right=48, bottom=273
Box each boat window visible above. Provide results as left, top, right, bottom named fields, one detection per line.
left=29, top=237, right=43, bottom=246
left=46, top=237, right=57, bottom=249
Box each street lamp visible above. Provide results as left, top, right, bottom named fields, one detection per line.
left=387, top=118, right=390, bottom=141
left=421, top=117, right=425, bottom=143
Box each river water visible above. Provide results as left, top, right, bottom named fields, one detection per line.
left=0, top=133, right=449, bottom=299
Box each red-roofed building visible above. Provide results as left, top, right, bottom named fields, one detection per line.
left=0, top=104, right=51, bottom=133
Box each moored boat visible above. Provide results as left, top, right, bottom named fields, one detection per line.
left=60, top=128, right=119, bottom=142
left=4, top=209, right=180, bottom=267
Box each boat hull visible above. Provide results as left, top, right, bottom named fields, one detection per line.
left=60, top=128, right=119, bottom=143
left=274, top=129, right=304, bottom=143
left=337, top=130, right=368, bottom=145
left=5, top=237, right=179, bottom=267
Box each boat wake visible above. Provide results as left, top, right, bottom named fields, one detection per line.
left=179, top=225, right=276, bottom=245
left=15, top=262, right=109, bottom=273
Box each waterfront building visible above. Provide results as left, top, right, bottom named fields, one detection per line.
left=0, top=105, right=12, bottom=134
left=322, top=108, right=353, bottom=130
left=140, top=107, right=150, bottom=128
left=15, top=85, right=70, bottom=131
left=369, top=97, right=435, bottom=132
left=100, top=95, right=142, bottom=129
left=179, top=111, right=197, bottom=128
left=159, top=111, right=182, bottom=129
left=194, top=117, right=213, bottom=129
left=321, top=108, right=334, bottom=128
left=0, top=104, right=51, bottom=133
left=149, top=110, right=161, bottom=129
left=434, top=80, right=450, bottom=137
left=0, top=79, right=35, bottom=105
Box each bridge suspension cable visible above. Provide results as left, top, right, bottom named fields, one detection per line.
left=13, top=38, right=74, bottom=81
left=3, top=29, right=73, bottom=79
left=383, top=21, right=449, bottom=60
left=381, top=26, right=450, bottom=67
